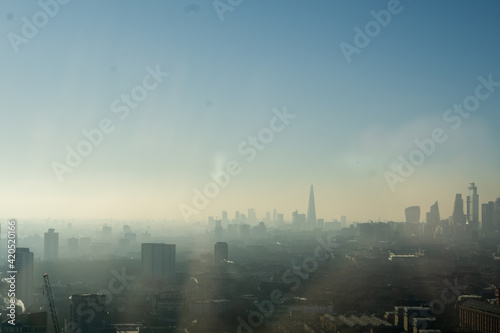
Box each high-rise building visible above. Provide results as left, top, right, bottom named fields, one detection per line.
left=68, top=294, right=107, bottom=333
left=292, top=210, right=306, bottom=228
left=482, top=202, right=495, bottom=233
left=452, top=194, right=466, bottom=225
left=141, top=243, right=176, bottom=279
left=240, top=224, right=250, bottom=239
left=44, top=228, right=59, bottom=261
left=102, top=225, right=112, bottom=239
left=426, top=201, right=440, bottom=224
left=405, top=206, right=420, bottom=223
left=273, top=209, right=277, bottom=223
left=17, top=248, right=34, bottom=308
left=248, top=208, right=257, bottom=225
left=306, top=185, right=317, bottom=228
left=222, top=210, right=228, bottom=225
left=277, top=213, right=284, bottom=225
left=215, top=220, right=223, bottom=241
left=79, top=236, right=91, bottom=257
left=214, top=242, right=228, bottom=265
left=68, top=237, right=79, bottom=258
left=495, top=198, right=500, bottom=231
left=467, top=182, right=479, bottom=229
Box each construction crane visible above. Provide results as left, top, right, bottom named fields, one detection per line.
left=43, top=273, right=61, bottom=333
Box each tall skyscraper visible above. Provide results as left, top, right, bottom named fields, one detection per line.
left=68, top=294, right=107, bottom=333
left=222, top=210, right=228, bottom=225
left=44, top=228, right=59, bottom=261
left=214, top=242, right=228, bottom=265
left=426, top=201, right=440, bottom=224
left=306, top=185, right=317, bottom=228
left=405, top=206, right=420, bottom=223
left=17, top=248, right=34, bottom=308
left=495, top=198, right=500, bottom=231
left=341, top=215, right=347, bottom=227
left=452, top=194, right=466, bottom=225
left=68, top=237, right=79, bottom=258
left=277, top=213, right=284, bottom=225
left=482, top=202, right=495, bottom=233
left=248, top=208, right=257, bottom=225
left=141, top=243, right=176, bottom=279
left=467, top=182, right=479, bottom=229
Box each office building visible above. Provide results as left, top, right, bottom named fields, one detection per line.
left=214, top=242, right=228, bottom=265
left=426, top=201, right=440, bottom=224
left=102, top=225, right=112, bottom=239
left=467, top=182, right=479, bottom=229
left=459, top=300, right=500, bottom=333
left=68, top=237, right=79, bottom=258
left=292, top=210, right=306, bottom=228
left=222, top=210, right=228, bottom=225
left=17, top=248, right=34, bottom=308
left=405, top=206, right=420, bottom=223
left=141, top=243, right=176, bottom=279
left=44, top=228, right=59, bottom=261
left=452, top=194, right=466, bottom=225
left=482, top=201, right=495, bottom=233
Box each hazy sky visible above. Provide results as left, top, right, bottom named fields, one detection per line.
left=1, top=0, right=499, bottom=222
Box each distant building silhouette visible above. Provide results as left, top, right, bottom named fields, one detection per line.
left=17, top=248, right=34, bottom=308
left=306, top=185, right=317, bottom=229
left=405, top=206, right=420, bottom=223
left=467, top=182, right=479, bottom=230
left=240, top=224, right=250, bottom=239
left=44, top=228, right=59, bottom=261
left=341, top=215, right=347, bottom=227
left=482, top=201, right=495, bottom=233
left=67, top=237, right=79, bottom=258
left=426, top=201, right=440, bottom=224
left=214, top=242, right=228, bottom=265
left=248, top=208, right=257, bottom=225
left=452, top=194, right=466, bottom=225
left=292, top=210, right=306, bottom=228
left=277, top=213, right=284, bottom=225
left=102, top=225, right=112, bottom=239
left=79, top=236, right=91, bottom=257
left=215, top=220, right=223, bottom=241
left=141, top=243, right=176, bottom=279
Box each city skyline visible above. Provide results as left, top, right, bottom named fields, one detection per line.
left=0, top=1, right=499, bottom=222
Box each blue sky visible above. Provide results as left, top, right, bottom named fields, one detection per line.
left=1, top=0, right=499, bottom=222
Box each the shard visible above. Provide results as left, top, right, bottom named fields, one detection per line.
left=307, top=184, right=317, bottom=229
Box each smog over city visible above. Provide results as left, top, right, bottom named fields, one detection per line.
left=1, top=1, right=500, bottom=333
